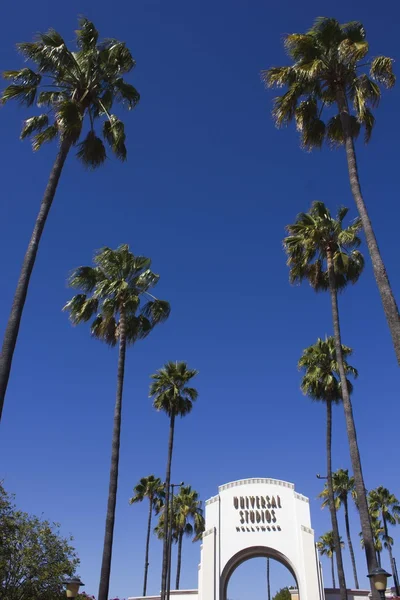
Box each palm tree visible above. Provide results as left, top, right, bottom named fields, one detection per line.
left=319, top=469, right=359, bottom=588
left=64, top=245, right=170, bottom=600
left=299, top=337, right=356, bottom=600
left=150, top=362, right=199, bottom=600
left=368, top=487, right=400, bottom=594
left=0, top=18, right=139, bottom=418
left=173, top=485, right=205, bottom=590
left=262, top=17, right=400, bottom=363
left=361, top=515, right=386, bottom=566
left=129, top=476, right=165, bottom=596
left=317, top=531, right=345, bottom=589
left=284, top=201, right=379, bottom=588
left=267, top=558, right=271, bottom=600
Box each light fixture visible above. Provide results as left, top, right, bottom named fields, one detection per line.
left=63, top=576, right=85, bottom=598
left=367, top=567, right=391, bottom=600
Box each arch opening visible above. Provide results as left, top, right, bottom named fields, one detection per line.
left=221, top=546, right=300, bottom=600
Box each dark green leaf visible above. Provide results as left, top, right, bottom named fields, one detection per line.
left=76, top=130, right=106, bottom=168
left=20, top=114, right=49, bottom=139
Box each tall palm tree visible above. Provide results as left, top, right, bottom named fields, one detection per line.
left=317, top=531, right=345, bottom=589
left=368, top=487, right=400, bottom=594
left=129, top=476, right=165, bottom=596
left=299, top=337, right=356, bottom=600
left=284, top=201, right=379, bottom=592
left=319, top=469, right=359, bottom=588
left=267, top=558, right=271, bottom=600
left=0, top=18, right=139, bottom=418
left=262, top=17, right=400, bottom=363
left=150, top=362, right=199, bottom=600
left=64, top=245, right=170, bottom=600
left=173, top=485, right=205, bottom=590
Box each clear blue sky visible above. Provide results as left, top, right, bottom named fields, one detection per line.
left=0, top=0, right=399, bottom=598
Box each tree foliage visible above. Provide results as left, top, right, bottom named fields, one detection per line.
left=2, top=17, right=139, bottom=167
left=150, top=361, right=199, bottom=417
left=262, top=17, right=395, bottom=148
left=299, top=337, right=357, bottom=404
left=64, top=244, right=170, bottom=346
left=273, top=587, right=292, bottom=600
left=284, top=201, right=364, bottom=293
left=0, top=482, right=79, bottom=600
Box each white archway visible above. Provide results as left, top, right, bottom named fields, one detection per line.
left=198, top=478, right=324, bottom=600
left=220, top=545, right=299, bottom=599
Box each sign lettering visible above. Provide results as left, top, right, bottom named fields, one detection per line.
left=233, top=495, right=282, bottom=532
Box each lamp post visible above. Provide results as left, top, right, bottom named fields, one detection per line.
left=166, top=482, right=184, bottom=600
left=368, top=567, right=391, bottom=600
left=62, top=576, right=85, bottom=598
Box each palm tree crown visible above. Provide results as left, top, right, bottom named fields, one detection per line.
left=262, top=17, right=395, bottom=148
left=63, top=244, right=170, bottom=345
left=299, top=337, right=357, bottom=403
left=284, top=201, right=364, bottom=292
left=319, top=469, right=357, bottom=510
left=2, top=17, right=139, bottom=166
left=174, top=485, right=205, bottom=542
left=368, top=487, right=400, bottom=527
left=129, top=476, right=165, bottom=512
left=150, top=362, right=199, bottom=417
left=317, top=531, right=345, bottom=558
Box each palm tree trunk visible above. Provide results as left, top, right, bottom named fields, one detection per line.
left=377, top=551, right=381, bottom=567
left=331, top=556, right=336, bottom=589
left=343, top=496, right=359, bottom=589
left=98, top=308, right=127, bottom=600
left=326, top=248, right=379, bottom=600
left=161, top=412, right=176, bottom=600
left=326, top=399, right=347, bottom=600
left=267, top=557, right=271, bottom=600
left=143, top=497, right=153, bottom=596
left=336, top=90, right=400, bottom=365
left=0, top=138, right=72, bottom=420
left=383, top=515, right=399, bottom=595
left=176, top=530, right=184, bottom=590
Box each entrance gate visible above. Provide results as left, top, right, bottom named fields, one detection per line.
left=198, top=478, right=324, bottom=600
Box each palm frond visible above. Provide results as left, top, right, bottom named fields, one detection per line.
left=142, top=300, right=171, bottom=325
left=112, top=78, right=140, bottom=109
left=2, top=68, right=41, bottom=106
left=63, top=294, right=99, bottom=324
left=103, top=116, right=127, bottom=161
left=76, top=130, right=107, bottom=168
left=55, top=100, right=83, bottom=142
left=340, top=21, right=366, bottom=43
left=370, top=56, right=395, bottom=88
left=68, top=266, right=102, bottom=292
left=327, top=114, right=360, bottom=147
left=308, top=17, right=342, bottom=48
left=37, top=90, right=68, bottom=107
left=338, top=39, right=369, bottom=64
left=32, top=124, right=58, bottom=150
left=272, top=84, right=303, bottom=127
left=91, top=314, right=118, bottom=345
left=100, top=40, right=135, bottom=74
left=20, top=114, right=49, bottom=139
left=261, top=66, right=295, bottom=88
left=76, top=17, right=99, bottom=50
left=300, top=117, right=326, bottom=150
left=17, top=33, right=78, bottom=77
left=359, top=106, right=375, bottom=143
left=284, top=33, right=319, bottom=61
